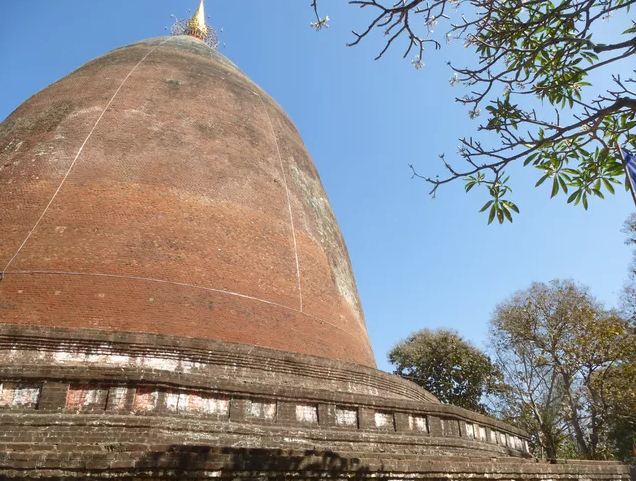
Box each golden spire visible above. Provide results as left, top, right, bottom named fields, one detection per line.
left=170, top=0, right=218, bottom=49
left=185, top=0, right=209, bottom=40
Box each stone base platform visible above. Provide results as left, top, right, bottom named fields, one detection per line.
left=0, top=325, right=629, bottom=480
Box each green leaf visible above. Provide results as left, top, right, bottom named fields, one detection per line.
left=524, top=153, right=539, bottom=166
left=536, top=174, right=550, bottom=187
left=567, top=191, right=579, bottom=204
left=503, top=206, right=513, bottom=222
left=551, top=178, right=559, bottom=198
left=488, top=205, right=497, bottom=224
left=480, top=200, right=494, bottom=212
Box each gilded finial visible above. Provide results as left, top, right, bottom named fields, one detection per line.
left=170, top=0, right=219, bottom=49
left=186, top=0, right=208, bottom=40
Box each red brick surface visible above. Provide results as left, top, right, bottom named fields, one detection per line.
left=0, top=36, right=375, bottom=367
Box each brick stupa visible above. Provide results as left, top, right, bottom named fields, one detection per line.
left=0, top=3, right=629, bottom=480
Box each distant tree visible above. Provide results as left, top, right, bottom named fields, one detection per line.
left=490, top=321, right=568, bottom=458
left=311, top=0, right=636, bottom=223
left=621, top=213, right=636, bottom=324
left=490, top=280, right=633, bottom=459
left=388, top=328, right=503, bottom=412
left=611, top=214, right=636, bottom=460
left=596, top=349, right=636, bottom=461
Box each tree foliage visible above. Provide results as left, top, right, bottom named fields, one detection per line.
left=611, top=214, right=636, bottom=460
left=490, top=280, right=634, bottom=459
left=388, top=328, right=503, bottom=412
left=621, top=213, right=636, bottom=323
left=388, top=281, right=634, bottom=460
left=311, top=0, right=636, bottom=222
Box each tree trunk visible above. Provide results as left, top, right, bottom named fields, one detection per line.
left=543, top=428, right=559, bottom=459
left=561, top=373, right=591, bottom=458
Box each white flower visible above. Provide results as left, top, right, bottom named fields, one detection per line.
left=310, top=15, right=330, bottom=31
left=426, top=17, right=438, bottom=32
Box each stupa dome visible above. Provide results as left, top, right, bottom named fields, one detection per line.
left=0, top=36, right=375, bottom=367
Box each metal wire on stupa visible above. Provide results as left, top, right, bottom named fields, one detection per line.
left=171, top=0, right=219, bottom=49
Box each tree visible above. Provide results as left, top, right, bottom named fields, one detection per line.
left=388, top=328, right=503, bottom=412
left=621, top=213, right=636, bottom=324
left=610, top=214, right=636, bottom=460
left=596, top=349, right=636, bottom=461
left=311, top=0, right=636, bottom=223
left=490, top=320, right=569, bottom=458
left=490, top=280, right=634, bottom=459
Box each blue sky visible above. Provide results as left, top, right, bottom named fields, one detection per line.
left=1, top=1, right=632, bottom=371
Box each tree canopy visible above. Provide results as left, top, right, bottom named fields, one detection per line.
left=311, top=0, right=636, bottom=222
left=387, top=281, right=634, bottom=460
left=490, top=280, right=634, bottom=459
left=622, top=213, right=636, bottom=323
left=388, top=328, right=503, bottom=412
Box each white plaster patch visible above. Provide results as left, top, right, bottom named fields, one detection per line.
left=180, top=359, right=204, bottom=371
left=53, top=347, right=78, bottom=363
left=185, top=393, right=229, bottom=416
left=109, top=386, right=128, bottom=410
left=282, top=437, right=311, bottom=445
left=108, top=353, right=132, bottom=366
left=165, top=391, right=181, bottom=412
left=41, top=346, right=201, bottom=374
left=479, top=425, right=487, bottom=441
left=65, top=385, right=107, bottom=410
left=466, top=423, right=476, bottom=439
left=408, top=415, right=428, bottom=432
left=85, top=352, right=112, bottom=364
left=335, top=407, right=358, bottom=427
left=0, top=383, right=40, bottom=408
left=246, top=400, right=276, bottom=420
left=374, top=411, right=394, bottom=429
left=295, top=404, right=318, bottom=424
left=140, top=356, right=179, bottom=371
